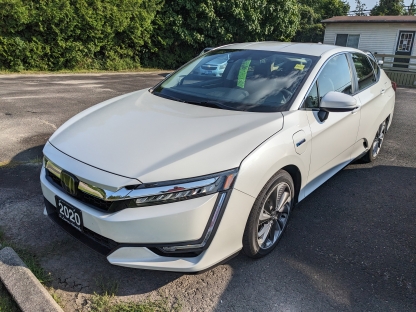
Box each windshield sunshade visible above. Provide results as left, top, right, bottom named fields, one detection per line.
left=153, top=49, right=318, bottom=112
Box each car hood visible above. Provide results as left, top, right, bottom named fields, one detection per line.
left=49, top=89, right=283, bottom=183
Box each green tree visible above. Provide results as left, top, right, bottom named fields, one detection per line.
left=355, top=0, right=367, bottom=15
left=142, top=0, right=300, bottom=69
left=293, top=0, right=350, bottom=43
left=370, top=0, right=405, bottom=15
left=407, top=0, right=416, bottom=15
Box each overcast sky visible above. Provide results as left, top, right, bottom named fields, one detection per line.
left=347, top=0, right=413, bottom=11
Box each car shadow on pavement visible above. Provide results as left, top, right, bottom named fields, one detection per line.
left=213, top=164, right=416, bottom=311
left=0, top=143, right=44, bottom=193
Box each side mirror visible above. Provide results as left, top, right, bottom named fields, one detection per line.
left=318, top=91, right=358, bottom=122
left=378, top=60, right=383, bottom=66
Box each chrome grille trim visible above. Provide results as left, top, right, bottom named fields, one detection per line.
left=44, top=157, right=219, bottom=202
left=44, top=157, right=133, bottom=201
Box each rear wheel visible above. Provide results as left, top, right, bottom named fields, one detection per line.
left=242, top=170, right=294, bottom=258
left=361, top=120, right=387, bottom=163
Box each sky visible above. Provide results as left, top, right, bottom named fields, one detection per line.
left=347, top=0, right=413, bottom=11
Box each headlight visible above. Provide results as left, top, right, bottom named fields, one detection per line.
left=125, top=168, right=238, bottom=207
left=219, top=64, right=226, bottom=70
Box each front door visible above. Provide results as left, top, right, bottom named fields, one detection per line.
left=394, top=31, right=415, bottom=68
left=301, top=53, right=360, bottom=197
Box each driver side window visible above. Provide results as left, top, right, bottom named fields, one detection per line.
left=304, top=54, right=353, bottom=109
left=304, top=82, right=319, bottom=108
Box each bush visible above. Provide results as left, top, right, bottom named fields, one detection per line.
left=142, top=0, right=300, bottom=69
left=0, top=0, right=162, bottom=71
left=0, top=0, right=311, bottom=71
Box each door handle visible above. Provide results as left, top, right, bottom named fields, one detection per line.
left=381, top=89, right=386, bottom=94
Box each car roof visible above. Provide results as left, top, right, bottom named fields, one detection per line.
left=215, top=42, right=359, bottom=57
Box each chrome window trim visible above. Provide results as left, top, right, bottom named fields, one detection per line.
left=44, top=157, right=220, bottom=202
left=299, top=50, right=381, bottom=110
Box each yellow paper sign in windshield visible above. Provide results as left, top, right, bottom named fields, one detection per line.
left=237, top=60, right=252, bottom=88
left=294, top=64, right=305, bottom=70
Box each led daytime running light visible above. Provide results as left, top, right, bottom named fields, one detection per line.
left=135, top=184, right=216, bottom=205
left=130, top=169, right=237, bottom=207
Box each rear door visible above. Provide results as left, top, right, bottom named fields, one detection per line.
left=350, top=52, right=392, bottom=158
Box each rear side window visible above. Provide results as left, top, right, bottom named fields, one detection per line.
left=317, top=53, right=353, bottom=100
left=351, top=53, right=376, bottom=90
left=369, top=58, right=380, bottom=80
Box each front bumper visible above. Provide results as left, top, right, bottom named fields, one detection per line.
left=41, top=167, right=255, bottom=272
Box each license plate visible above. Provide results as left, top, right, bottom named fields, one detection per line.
left=55, top=197, right=83, bottom=231
left=203, top=70, right=212, bottom=74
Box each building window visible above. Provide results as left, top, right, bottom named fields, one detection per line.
left=335, top=34, right=360, bottom=49
left=397, top=32, right=414, bottom=52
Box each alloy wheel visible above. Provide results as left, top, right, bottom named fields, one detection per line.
left=372, top=121, right=386, bottom=158
left=257, top=182, right=292, bottom=249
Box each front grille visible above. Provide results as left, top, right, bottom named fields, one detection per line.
left=48, top=171, right=61, bottom=185
left=46, top=169, right=114, bottom=212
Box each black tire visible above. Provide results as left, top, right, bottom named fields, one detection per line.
left=242, top=170, right=294, bottom=259
left=361, top=119, right=387, bottom=163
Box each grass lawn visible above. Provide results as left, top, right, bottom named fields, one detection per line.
left=0, top=283, right=19, bottom=312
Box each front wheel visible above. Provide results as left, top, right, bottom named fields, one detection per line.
left=242, top=170, right=294, bottom=258
left=361, top=120, right=387, bottom=163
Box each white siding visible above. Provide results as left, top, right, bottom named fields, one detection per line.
left=323, top=23, right=416, bottom=69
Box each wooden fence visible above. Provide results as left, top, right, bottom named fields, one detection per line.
left=375, top=54, right=416, bottom=87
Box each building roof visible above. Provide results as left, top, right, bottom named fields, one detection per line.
left=322, top=16, right=416, bottom=24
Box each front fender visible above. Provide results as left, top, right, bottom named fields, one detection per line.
left=234, top=110, right=311, bottom=201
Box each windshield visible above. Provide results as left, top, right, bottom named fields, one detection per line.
left=153, top=49, right=318, bottom=112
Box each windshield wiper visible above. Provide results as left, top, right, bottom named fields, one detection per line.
left=153, top=92, right=238, bottom=111
left=186, top=100, right=238, bottom=111
left=152, top=92, right=186, bottom=103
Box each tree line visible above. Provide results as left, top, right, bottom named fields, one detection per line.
left=353, top=0, right=416, bottom=16
left=0, top=0, right=411, bottom=72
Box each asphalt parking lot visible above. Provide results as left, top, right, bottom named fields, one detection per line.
left=0, top=73, right=415, bottom=311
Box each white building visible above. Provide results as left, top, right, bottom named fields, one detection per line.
left=322, top=16, right=416, bottom=69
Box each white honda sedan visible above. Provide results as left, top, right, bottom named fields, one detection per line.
left=40, top=42, right=395, bottom=272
